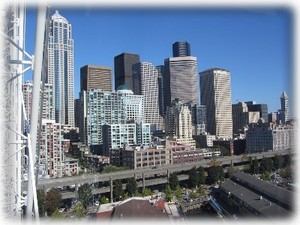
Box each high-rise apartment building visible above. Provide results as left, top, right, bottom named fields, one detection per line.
left=22, top=81, right=54, bottom=121
left=164, top=41, right=198, bottom=105
left=80, top=65, right=112, bottom=91
left=280, top=91, right=290, bottom=124
left=133, top=62, right=160, bottom=131
left=200, top=68, right=233, bottom=139
left=114, top=52, right=140, bottom=91
left=39, top=120, right=64, bottom=179
left=85, top=88, right=144, bottom=149
left=48, top=10, right=74, bottom=126
left=172, top=41, right=191, bottom=57
left=102, top=123, right=151, bottom=155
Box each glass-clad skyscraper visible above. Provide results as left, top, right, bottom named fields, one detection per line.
left=48, top=10, right=74, bottom=126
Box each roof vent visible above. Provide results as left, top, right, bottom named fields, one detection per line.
left=259, top=196, right=263, bottom=200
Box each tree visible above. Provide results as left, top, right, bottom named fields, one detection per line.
left=261, top=171, right=271, bottom=181
left=100, top=196, right=109, bottom=204
left=189, top=191, right=197, bottom=199
left=142, top=187, right=152, bottom=197
left=113, top=180, right=124, bottom=201
left=72, top=202, right=86, bottom=218
left=260, top=157, right=273, bottom=173
left=174, top=185, right=183, bottom=201
left=207, top=166, right=224, bottom=184
left=188, top=167, right=199, bottom=188
left=37, top=188, right=46, bottom=217
left=169, top=173, right=179, bottom=191
left=250, top=158, right=259, bottom=174
left=126, top=178, right=137, bottom=197
left=197, top=166, right=206, bottom=185
left=283, top=154, right=292, bottom=168
left=78, top=183, right=93, bottom=209
left=45, top=188, right=62, bottom=217
left=165, top=185, right=173, bottom=202
left=273, top=154, right=284, bottom=170
left=51, top=209, right=65, bottom=219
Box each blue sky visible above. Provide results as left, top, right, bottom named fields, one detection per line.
left=25, top=7, right=293, bottom=114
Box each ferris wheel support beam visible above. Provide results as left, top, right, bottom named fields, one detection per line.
left=25, top=4, right=47, bottom=220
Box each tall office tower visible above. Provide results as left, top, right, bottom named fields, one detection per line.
left=22, top=81, right=54, bottom=121
left=268, top=112, right=278, bottom=124
left=133, top=62, right=160, bottom=131
left=172, top=41, right=191, bottom=57
left=48, top=10, right=74, bottom=126
left=200, top=68, right=233, bottom=139
left=245, top=101, right=268, bottom=122
left=164, top=42, right=198, bottom=105
left=232, top=102, right=260, bottom=135
left=165, top=99, right=195, bottom=148
left=191, top=104, right=207, bottom=135
left=39, top=120, right=64, bottom=179
left=80, top=65, right=112, bottom=91
left=280, top=91, right=290, bottom=124
left=157, top=65, right=166, bottom=117
left=114, top=52, right=140, bottom=91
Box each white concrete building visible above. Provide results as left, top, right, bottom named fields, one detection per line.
left=200, top=68, right=233, bottom=139
left=48, top=10, right=74, bottom=126
left=133, top=61, right=160, bottom=131
left=165, top=99, right=196, bottom=149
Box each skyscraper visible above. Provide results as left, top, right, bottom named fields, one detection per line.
left=245, top=102, right=268, bottom=122
left=132, top=62, right=160, bottom=131
left=165, top=99, right=196, bottom=148
left=48, top=10, right=74, bottom=126
left=280, top=91, right=290, bottom=124
left=114, top=52, right=140, bottom=91
left=164, top=41, right=198, bottom=106
left=80, top=65, right=112, bottom=91
left=232, top=102, right=260, bottom=135
left=200, top=68, right=233, bottom=139
left=172, top=41, right=191, bottom=57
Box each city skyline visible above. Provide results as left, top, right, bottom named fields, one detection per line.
left=25, top=7, right=293, bottom=114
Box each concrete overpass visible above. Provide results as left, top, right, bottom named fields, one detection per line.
left=24, top=150, right=290, bottom=200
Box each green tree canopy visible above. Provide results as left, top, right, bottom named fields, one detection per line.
left=250, top=157, right=260, bottom=174
left=113, top=180, right=124, bottom=201
left=273, top=154, right=285, bottom=170
left=260, top=157, right=274, bottom=173
left=100, top=196, right=109, bottom=204
left=174, top=185, right=183, bottom=201
left=283, top=154, right=292, bottom=168
left=72, top=202, right=86, bottom=218
left=51, top=209, right=65, bottom=219
left=165, top=185, right=173, bottom=202
left=188, top=166, right=199, bottom=188
left=169, top=172, right=179, bottom=191
left=78, top=183, right=93, bottom=209
left=126, top=178, right=137, bottom=197
left=37, top=188, right=46, bottom=217
left=207, top=166, right=224, bottom=184
left=142, top=187, right=152, bottom=197
left=45, top=188, right=62, bottom=216
left=197, top=166, right=206, bottom=185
